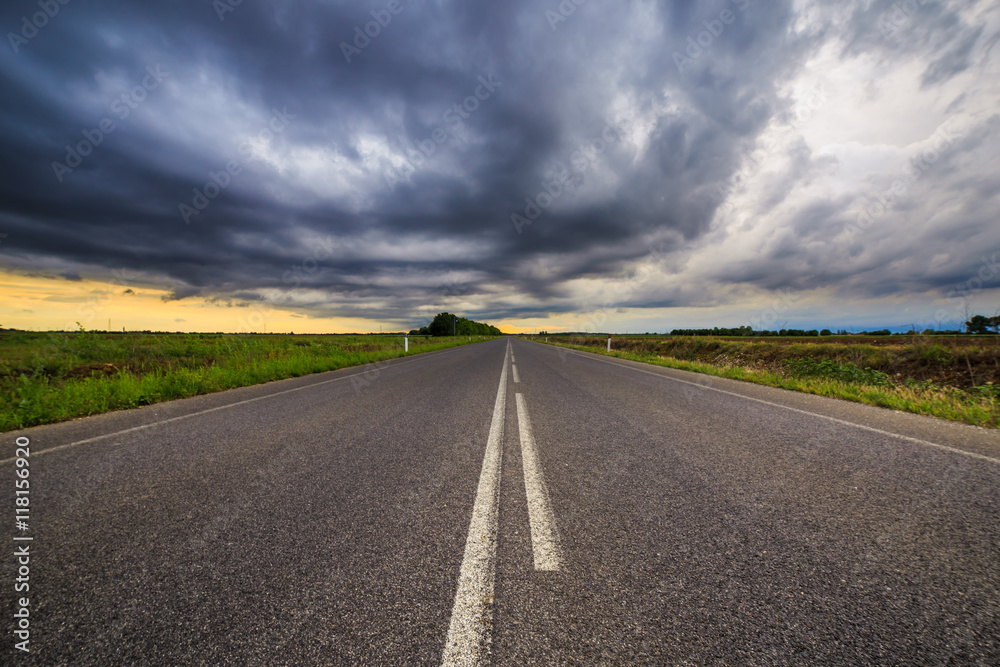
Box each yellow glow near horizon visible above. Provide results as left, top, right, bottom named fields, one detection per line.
left=0, top=271, right=741, bottom=335
left=0, top=272, right=381, bottom=334
left=5, top=270, right=977, bottom=336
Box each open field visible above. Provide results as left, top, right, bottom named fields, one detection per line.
left=0, top=331, right=493, bottom=432
left=531, top=335, right=1000, bottom=428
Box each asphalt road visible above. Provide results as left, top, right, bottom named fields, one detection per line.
left=4, top=337, right=1000, bottom=665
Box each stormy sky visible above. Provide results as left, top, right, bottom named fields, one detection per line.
left=1, top=0, right=998, bottom=333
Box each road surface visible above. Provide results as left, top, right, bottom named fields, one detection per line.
left=3, top=338, right=999, bottom=664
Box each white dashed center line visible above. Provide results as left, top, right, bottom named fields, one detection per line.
left=515, top=393, right=562, bottom=571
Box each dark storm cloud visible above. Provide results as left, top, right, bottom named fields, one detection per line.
left=0, top=0, right=996, bottom=328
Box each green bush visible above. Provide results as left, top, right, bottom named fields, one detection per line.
left=784, top=358, right=892, bottom=387
left=917, top=344, right=953, bottom=365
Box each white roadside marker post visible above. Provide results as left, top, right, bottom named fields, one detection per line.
left=404, top=333, right=408, bottom=352
left=607, top=334, right=611, bottom=352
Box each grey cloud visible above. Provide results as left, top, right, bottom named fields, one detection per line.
left=0, top=0, right=996, bottom=329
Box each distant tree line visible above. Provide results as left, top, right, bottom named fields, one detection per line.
left=966, top=315, right=1000, bottom=334
left=410, top=312, right=502, bottom=337
left=666, top=317, right=1000, bottom=336
left=667, top=328, right=999, bottom=337
left=668, top=326, right=835, bottom=337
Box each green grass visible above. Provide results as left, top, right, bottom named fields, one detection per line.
left=783, top=358, right=892, bottom=387
left=1, top=331, right=495, bottom=432
left=537, top=339, right=1000, bottom=429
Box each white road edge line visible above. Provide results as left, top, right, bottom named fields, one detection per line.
left=512, top=363, right=520, bottom=383
left=0, top=346, right=467, bottom=465
left=441, top=341, right=509, bottom=666
left=515, top=393, right=562, bottom=572
left=560, top=347, right=1000, bottom=466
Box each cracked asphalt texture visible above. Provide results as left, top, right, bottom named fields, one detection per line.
left=3, top=337, right=999, bottom=665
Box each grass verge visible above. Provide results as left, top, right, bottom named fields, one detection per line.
left=540, top=340, right=999, bottom=429
left=1, top=332, right=494, bottom=432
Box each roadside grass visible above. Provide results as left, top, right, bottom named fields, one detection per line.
left=1, top=331, right=494, bottom=432
left=538, top=339, right=999, bottom=428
